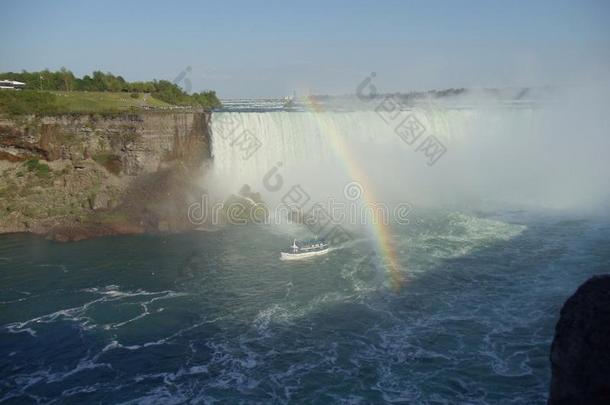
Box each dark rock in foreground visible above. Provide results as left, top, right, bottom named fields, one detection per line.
left=549, top=275, right=610, bottom=404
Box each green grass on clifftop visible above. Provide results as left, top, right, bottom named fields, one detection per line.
left=0, top=90, right=215, bottom=116
left=50, top=91, right=171, bottom=113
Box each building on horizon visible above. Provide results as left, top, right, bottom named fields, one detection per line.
left=0, top=80, right=26, bottom=90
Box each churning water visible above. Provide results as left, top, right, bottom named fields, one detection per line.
left=2, top=214, right=609, bottom=403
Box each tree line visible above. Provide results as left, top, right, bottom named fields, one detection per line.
left=0, top=68, right=221, bottom=108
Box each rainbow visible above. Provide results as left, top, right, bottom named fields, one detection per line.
left=303, top=96, right=404, bottom=291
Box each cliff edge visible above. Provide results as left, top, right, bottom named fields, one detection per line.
left=0, top=112, right=212, bottom=241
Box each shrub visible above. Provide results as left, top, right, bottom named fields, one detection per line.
left=24, top=158, right=51, bottom=177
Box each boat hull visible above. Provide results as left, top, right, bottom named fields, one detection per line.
left=280, top=248, right=329, bottom=260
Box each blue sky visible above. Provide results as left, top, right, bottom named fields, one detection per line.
left=1, top=0, right=608, bottom=98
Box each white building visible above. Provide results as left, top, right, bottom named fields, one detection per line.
left=0, top=80, right=26, bottom=90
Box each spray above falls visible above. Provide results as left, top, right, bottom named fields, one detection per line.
left=207, top=91, right=610, bottom=215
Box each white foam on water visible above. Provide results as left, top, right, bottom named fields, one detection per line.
left=4, top=286, right=188, bottom=336
left=413, top=212, right=527, bottom=261
left=251, top=291, right=348, bottom=336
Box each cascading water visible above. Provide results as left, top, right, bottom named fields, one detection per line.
left=207, top=98, right=609, bottom=213
left=208, top=107, right=532, bottom=209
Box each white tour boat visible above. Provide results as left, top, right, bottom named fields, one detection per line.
left=280, top=239, right=330, bottom=260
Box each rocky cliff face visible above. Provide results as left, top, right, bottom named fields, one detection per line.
left=0, top=112, right=212, bottom=240
left=549, top=275, right=610, bottom=404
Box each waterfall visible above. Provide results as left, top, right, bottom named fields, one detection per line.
left=206, top=102, right=609, bottom=212
left=208, top=109, right=463, bottom=201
